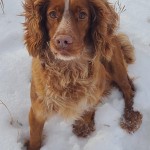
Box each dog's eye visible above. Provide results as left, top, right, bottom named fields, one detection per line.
left=78, top=11, right=87, bottom=20
left=49, top=11, right=58, bottom=19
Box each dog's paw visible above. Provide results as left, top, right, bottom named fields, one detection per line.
left=24, top=140, right=41, bottom=150
left=120, top=110, right=142, bottom=133
left=72, top=120, right=95, bottom=137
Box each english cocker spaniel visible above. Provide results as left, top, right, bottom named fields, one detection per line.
left=23, top=0, right=142, bottom=149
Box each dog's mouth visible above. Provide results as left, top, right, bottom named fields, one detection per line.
left=52, top=50, right=77, bottom=61
left=49, top=42, right=82, bottom=61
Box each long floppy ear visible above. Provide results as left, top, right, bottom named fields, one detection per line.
left=23, top=0, right=49, bottom=57
left=89, top=0, right=118, bottom=61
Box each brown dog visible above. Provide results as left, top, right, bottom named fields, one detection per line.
left=23, top=0, right=142, bottom=149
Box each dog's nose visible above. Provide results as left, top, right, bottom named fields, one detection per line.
left=55, top=35, right=73, bottom=49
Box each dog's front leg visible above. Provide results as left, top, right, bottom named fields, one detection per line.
left=118, top=76, right=142, bottom=133
left=26, top=106, right=46, bottom=150
left=25, top=82, right=47, bottom=150
left=109, top=49, right=142, bottom=133
left=112, top=65, right=142, bottom=133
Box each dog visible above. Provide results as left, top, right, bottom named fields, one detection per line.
left=23, top=0, right=142, bottom=149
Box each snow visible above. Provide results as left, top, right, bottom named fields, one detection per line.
left=0, top=0, right=150, bottom=150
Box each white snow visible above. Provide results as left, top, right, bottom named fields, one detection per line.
left=0, top=0, right=150, bottom=150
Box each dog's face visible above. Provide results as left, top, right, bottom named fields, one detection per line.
left=24, top=0, right=118, bottom=61
left=46, top=0, right=90, bottom=60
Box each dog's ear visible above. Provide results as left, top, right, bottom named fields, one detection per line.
left=89, top=0, right=118, bottom=61
left=23, top=0, right=49, bottom=57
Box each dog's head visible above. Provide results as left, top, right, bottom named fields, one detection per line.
left=24, top=0, right=118, bottom=61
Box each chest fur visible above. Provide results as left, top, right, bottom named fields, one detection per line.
left=33, top=58, right=102, bottom=120
left=44, top=76, right=99, bottom=120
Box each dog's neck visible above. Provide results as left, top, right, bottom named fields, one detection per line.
left=38, top=49, right=95, bottom=83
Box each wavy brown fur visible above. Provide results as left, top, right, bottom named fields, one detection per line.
left=23, top=0, right=142, bottom=150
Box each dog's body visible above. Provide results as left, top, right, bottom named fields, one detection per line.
left=23, top=0, right=142, bottom=149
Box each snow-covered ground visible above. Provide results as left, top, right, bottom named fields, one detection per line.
left=0, top=0, right=150, bottom=150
